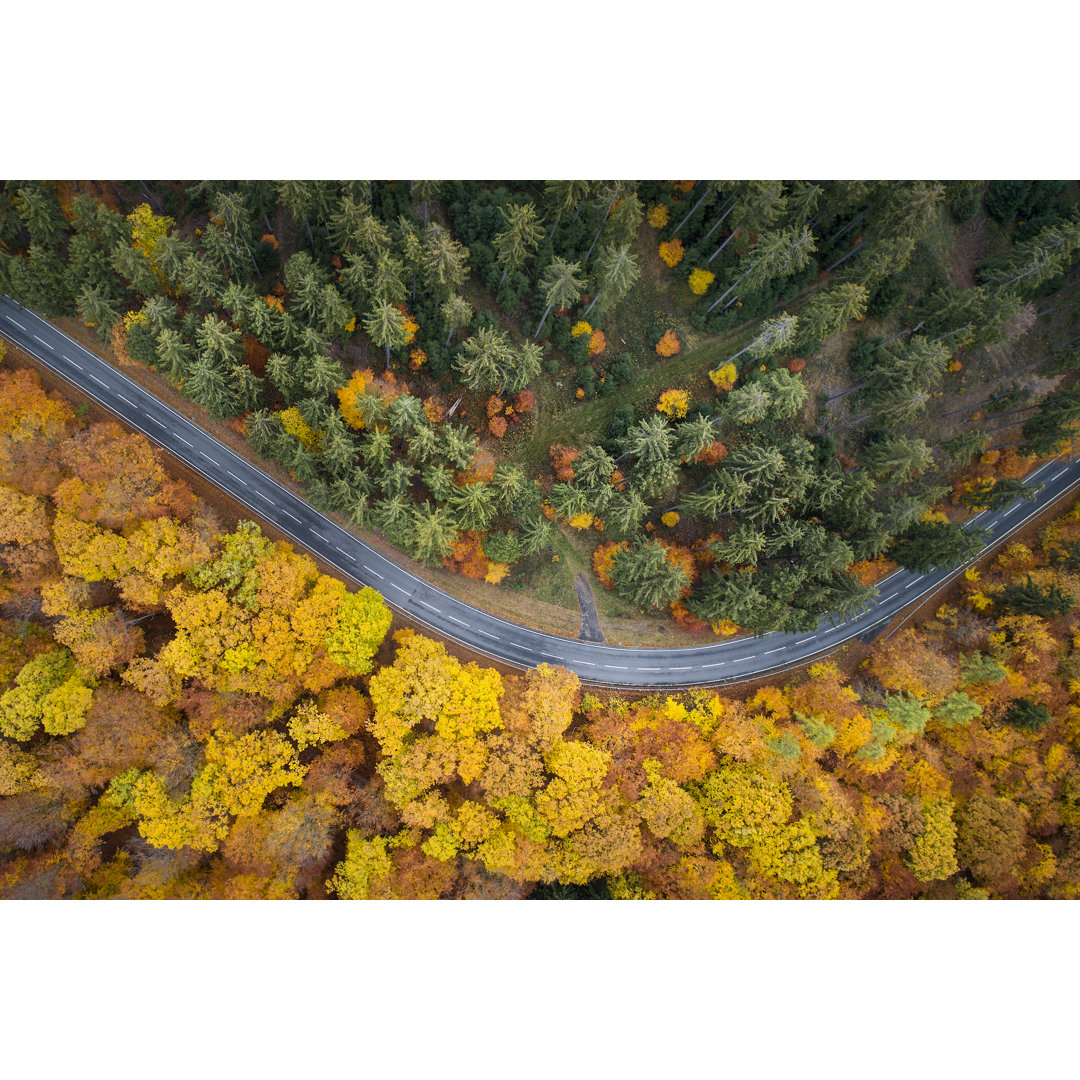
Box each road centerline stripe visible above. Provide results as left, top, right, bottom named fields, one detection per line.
left=226, top=470, right=248, bottom=485
left=199, top=451, right=221, bottom=467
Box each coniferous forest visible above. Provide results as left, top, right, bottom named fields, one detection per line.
left=2, top=180, right=1080, bottom=898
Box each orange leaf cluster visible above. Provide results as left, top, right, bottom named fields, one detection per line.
left=592, top=542, right=627, bottom=590
left=694, top=440, right=728, bottom=466
left=549, top=444, right=581, bottom=482
left=488, top=415, right=507, bottom=438
left=669, top=601, right=710, bottom=634
left=396, top=304, right=419, bottom=345
left=442, top=531, right=490, bottom=580
left=486, top=396, right=505, bottom=419
left=408, top=348, right=427, bottom=370
left=588, top=330, right=607, bottom=356
left=786, top=357, right=806, bottom=373
left=655, top=330, right=681, bottom=358
left=513, top=389, right=535, bottom=413
left=261, top=234, right=279, bottom=250
left=423, top=396, right=445, bottom=424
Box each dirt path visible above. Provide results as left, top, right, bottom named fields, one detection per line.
left=573, top=572, right=605, bottom=642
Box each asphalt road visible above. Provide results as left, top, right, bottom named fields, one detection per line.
left=4, top=293, right=1080, bottom=689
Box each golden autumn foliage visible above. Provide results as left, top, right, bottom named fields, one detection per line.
left=587, top=330, right=606, bottom=356
left=6, top=360, right=1080, bottom=899
left=275, top=407, right=322, bottom=452
left=657, top=388, right=690, bottom=418
left=570, top=321, right=592, bottom=338
left=688, top=268, right=715, bottom=295
left=658, top=239, right=685, bottom=267
left=646, top=204, right=670, bottom=228
left=709, top=362, right=738, bottom=392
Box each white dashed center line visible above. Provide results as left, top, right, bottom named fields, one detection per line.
left=335, top=546, right=355, bottom=562
left=5, top=316, right=28, bottom=331
left=604, top=665, right=628, bottom=670
left=637, top=667, right=661, bottom=672
left=367, top=570, right=384, bottom=581
left=89, top=373, right=108, bottom=388
left=389, top=582, right=409, bottom=595
left=701, top=661, right=726, bottom=669
left=541, top=652, right=565, bottom=661
left=884, top=593, right=898, bottom=601
left=255, top=491, right=274, bottom=504
left=145, top=414, right=167, bottom=429
left=226, top=470, right=248, bottom=485
left=448, top=615, right=468, bottom=626
left=418, top=600, right=441, bottom=613
left=576, top=660, right=596, bottom=667
left=475, top=629, right=498, bottom=640
left=796, top=637, right=816, bottom=645
left=282, top=510, right=302, bottom=524
left=669, top=665, right=692, bottom=671
left=62, top=355, right=82, bottom=370
left=1003, top=504, right=1019, bottom=517
left=175, top=434, right=193, bottom=447
left=199, top=451, right=221, bottom=467
left=763, top=648, right=785, bottom=656
left=32, top=334, right=53, bottom=350
left=117, top=393, right=136, bottom=407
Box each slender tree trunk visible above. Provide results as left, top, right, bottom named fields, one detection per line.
left=534, top=302, right=555, bottom=340
left=570, top=200, right=585, bottom=225
left=824, top=239, right=866, bottom=274
left=139, top=181, right=164, bottom=212
left=583, top=200, right=614, bottom=265
left=671, top=184, right=709, bottom=238
left=305, top=220, right=314, bottom=248
left=823, top=210, right=867, bottom=248
left=823, top=413, right=871, bottom=434
left=446, top=325, right=455, bottom=348
left=262, top=212, right=273, bottom=233
left=385, top=341, right=391, bottom=371
left=707, top=270, right=749, bottom=314
left=499, top=266, right=509, bottom=288
left=583, top=290, right=603, bottom=317
left=873, top=320, right=924, bottom=351
left=700, top=199, right=736, bottom=245
left=446, top=396, right=462, bottom=418
left=707, top=227, right=741, bottom=265
left=826, top=383, right=865, bottom=403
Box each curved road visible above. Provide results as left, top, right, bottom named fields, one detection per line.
left=3, top=293, right=1079, bottom=689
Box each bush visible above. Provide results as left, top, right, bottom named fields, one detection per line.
left=947, top=183, right=982, bottom=223
left=125, top=320, right=157, bottom=365
left=607, top=353, right=635, bottom=388
left=482, top=531, right=522, bottom=564
left=848, top=336, right=883, bottom=376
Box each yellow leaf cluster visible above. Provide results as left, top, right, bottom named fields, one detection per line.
left=646, top=204, right=670, bottom=228
left=570, top=321, right=592, bottom=338
left=275, top=407, right=321, bottom=452
left=688, top=268, right=715, bottom=295
left=657, top=388, right=689, bottom=418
